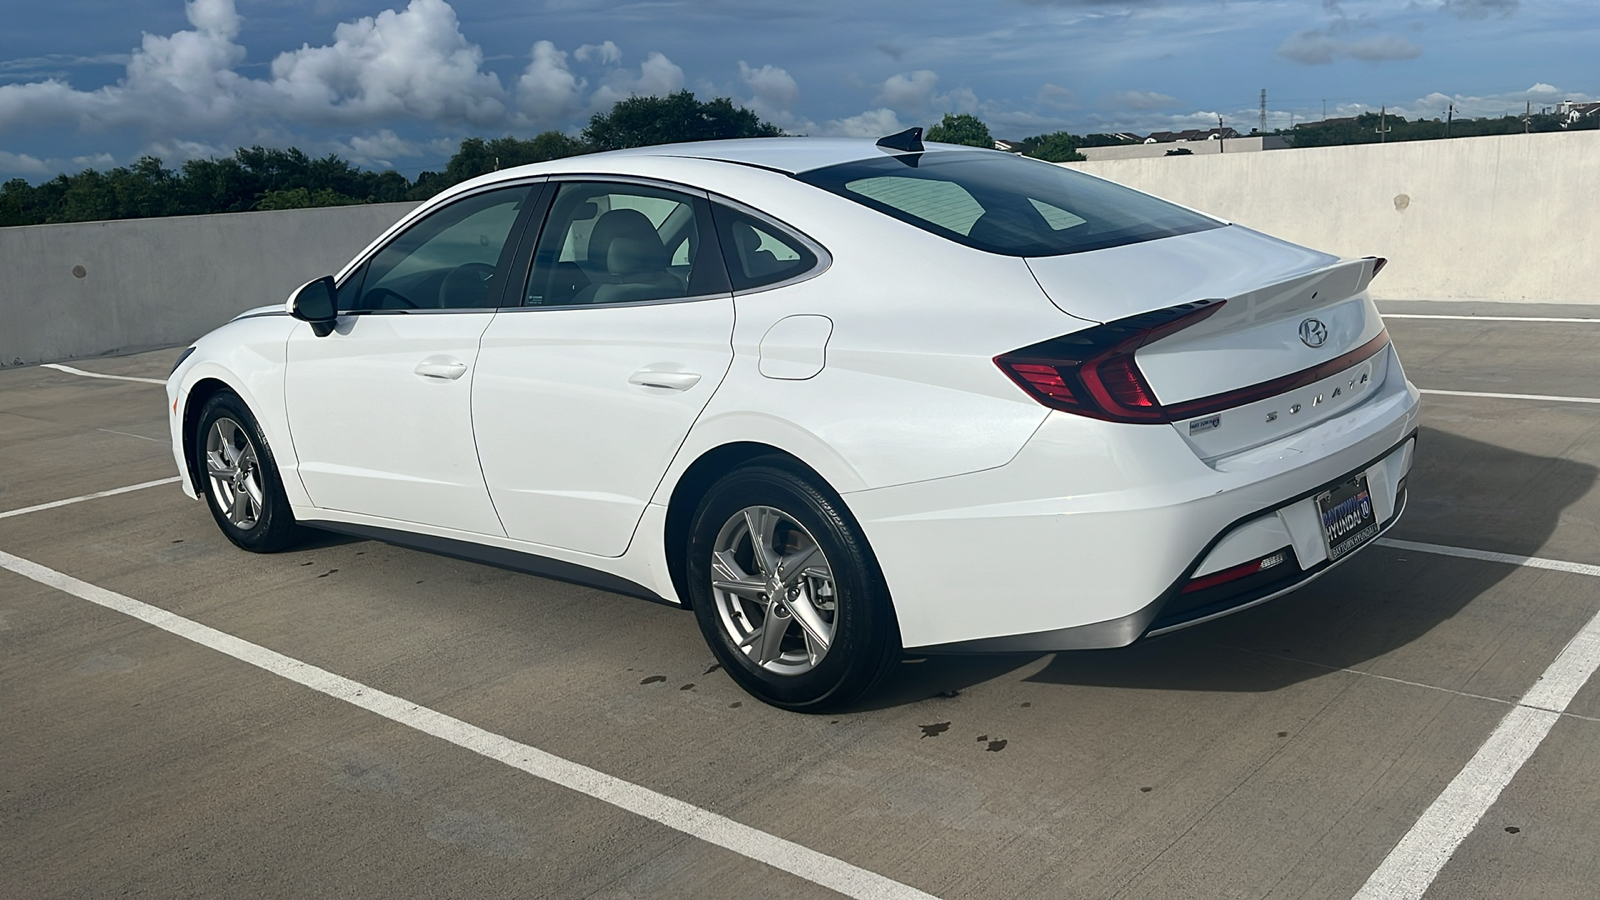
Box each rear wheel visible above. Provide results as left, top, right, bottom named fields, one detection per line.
left=686, top=461, right=898, bottom=711
left=195, top=391, right=302, bottom=553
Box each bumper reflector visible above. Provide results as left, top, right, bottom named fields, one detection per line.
left=1182, top=549, right=1290, bottom=594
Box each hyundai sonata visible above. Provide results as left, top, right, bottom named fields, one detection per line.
left=167, top=129, right=1419, bottom=710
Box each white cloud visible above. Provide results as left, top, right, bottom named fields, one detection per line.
left=575, top=41, right=622, bottom=65
left=72, top=152, right=119, bottom=169
left=1036, top=83, right=1075, bottom=110
left=871, top=70, right=982, bottom=122
left=1279, top=28, right=1423, bottom=64
left=1104, top=90, right=1180, bottom=110
left=589, top=50, right=685, bottom=109
left=821, top=108, right=904, bottom=138
left=0, top=151, right=50, bottom=175
left=737, top=61, right=813, bottom=133
left=739, top=62, right=798, bottom=115
left=876, top=70, right=940, bottom=111
left=1439, top=0, right=1518, bottom=20
left=267, top=0, right=507, bottom=126
left=515, top=40, right=585, bottom=126
left=0, top=0, right=707, bottom=160
left=0, top=149, right=118, bottom=177
left=142, top=138, right=229, bottom=163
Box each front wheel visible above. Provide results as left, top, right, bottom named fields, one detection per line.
left=686, top=461, right=899, bottom=711
left=195, top=391, right=303, bottom=553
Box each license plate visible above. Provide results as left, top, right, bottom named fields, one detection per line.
left=1318, top=474, right=1379, bottom=562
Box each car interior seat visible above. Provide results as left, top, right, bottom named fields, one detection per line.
left=572, top=209, right=682, bottom=304
left=733, top=223, right=786, bottom=280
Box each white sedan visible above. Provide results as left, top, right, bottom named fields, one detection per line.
left=167, top=130, right=1419, bottom=710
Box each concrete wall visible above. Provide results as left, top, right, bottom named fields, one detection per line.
left=1067, top=130, right=1600, bottom=302
left=1, top=201, right=418, bottom=367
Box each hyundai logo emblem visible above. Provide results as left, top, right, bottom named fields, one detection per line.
left=1299, top=318, right=1329, bottom=348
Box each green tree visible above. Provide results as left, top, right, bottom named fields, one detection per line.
left=925, top=113, right=993, bottom=148
left=0, top=178, right=45, bottom=226
left=444, top=132, right=587, bottom=184
left=581, top=90, right=783, bottom=151
left=255, top=187, right=363, bottom=210
left=1024, top=131, right=1086, bottom=162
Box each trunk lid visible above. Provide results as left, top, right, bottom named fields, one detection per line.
left=1024, top=224, right=1391, bottom=460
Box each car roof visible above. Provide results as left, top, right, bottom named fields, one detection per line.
left=591, top=137, right=979, bottom=175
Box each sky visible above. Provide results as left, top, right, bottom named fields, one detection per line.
left=1, top=0, right=1596, bottom=180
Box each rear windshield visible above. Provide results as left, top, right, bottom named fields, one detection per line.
left=793, top=150, right=1221, bottom=257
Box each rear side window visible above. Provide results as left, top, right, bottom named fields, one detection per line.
left=521, top=181, right=727, bottom=307
left=710, top=204, right=820, bottom=292
left=793, top=151, right=1220, bottom=257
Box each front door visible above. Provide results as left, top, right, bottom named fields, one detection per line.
left=473, top=180, right=734, bottom=557
left=284, top=184, right=537, bottom=534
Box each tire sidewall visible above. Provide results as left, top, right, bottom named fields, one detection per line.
left=194, top=391, right=297, bottom=552
left=686, top=462, right=895, bottom=711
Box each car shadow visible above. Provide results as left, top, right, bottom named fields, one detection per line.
left=854, top=425, right=1596, bottom=707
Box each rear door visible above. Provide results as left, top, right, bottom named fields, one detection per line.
left=472, top=179, right=734, bottom=557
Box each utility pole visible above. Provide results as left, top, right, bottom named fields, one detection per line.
left=1375, top=106, right=1392, bottom=142
left=1446, top=102, right=1453, bottom=138
left=1322, top=99, right=1327, bottom=121
left=1260, top=89, right=1267, bottom=135
left=1218, top=115, right=1225, bottom=152
left=1524, top=99, right=1532, bottom=133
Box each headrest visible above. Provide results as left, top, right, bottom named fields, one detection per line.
left=588, top=208, right=661, bottom=263
left=733, top=223, right=763, bottom=254
left=606, top=236, right=669, bottom=276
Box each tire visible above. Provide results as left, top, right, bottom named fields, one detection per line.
left=686, top=460, right=899, bottom=711
left=194, top=390, right=303, bottom=553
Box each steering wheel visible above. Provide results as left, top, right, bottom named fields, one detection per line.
left=438, top=263, right=498, bottom=309
left=362, top=287, right=417, bottom=310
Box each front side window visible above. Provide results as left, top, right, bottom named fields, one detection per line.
left=342, top=185, right=531, bottom=311
left=710, top=204, right=820, bottom=292
left=793, top=151, right=1220, bottom=257
left=521, top=182, right=726, bottom=307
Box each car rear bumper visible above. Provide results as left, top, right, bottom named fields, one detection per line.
left=844, top=346, right=1421, bottom=651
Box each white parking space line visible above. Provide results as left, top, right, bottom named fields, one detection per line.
left=40, top=363, right=167, bottom=385
left=1353, top=604, right=1600, bottom=900
left=0, top=548, right=941, bottom=900
left=1384, top=314, right=1600, bottom=323
left=98, top=427, right=167, bottom=444
left=1418, top=388, right=1600, bottom=405
left=0, top=477, right=182, bottom=521
left=1376, top=538, right=1600, bottom=578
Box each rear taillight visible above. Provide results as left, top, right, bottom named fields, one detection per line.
left=994, top=300, right=1224, bottom=423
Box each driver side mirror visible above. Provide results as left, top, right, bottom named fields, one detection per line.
left=290, top=276, right=338, bottom=337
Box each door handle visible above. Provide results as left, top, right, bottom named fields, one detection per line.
left=414, top=358, right=468, bottom=380
left=628, top=368, right=701, bottom=391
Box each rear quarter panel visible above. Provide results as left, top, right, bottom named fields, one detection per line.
left=650, top=168, right=1093, bottom=498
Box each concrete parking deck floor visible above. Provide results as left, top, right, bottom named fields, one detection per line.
left=3, top=301, right=1598, bottom=899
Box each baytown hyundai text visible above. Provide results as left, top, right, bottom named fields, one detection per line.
left=167, top=131, right=1420, bottom=710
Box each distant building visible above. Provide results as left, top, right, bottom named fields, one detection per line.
left=1141, top=127, right=1242, bottom=144
left=1558, top=100, right=1600, bottom=127
left=1299, top=116, right=1358, bottom=130
left=993, top=139, right=1021, bottom=152
left=1078, top=132, right=1287, bottom=161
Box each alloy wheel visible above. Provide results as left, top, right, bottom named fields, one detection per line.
left=205, top=417, right=264, bottom=530
left=709, top=505, right=838, bottom=675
